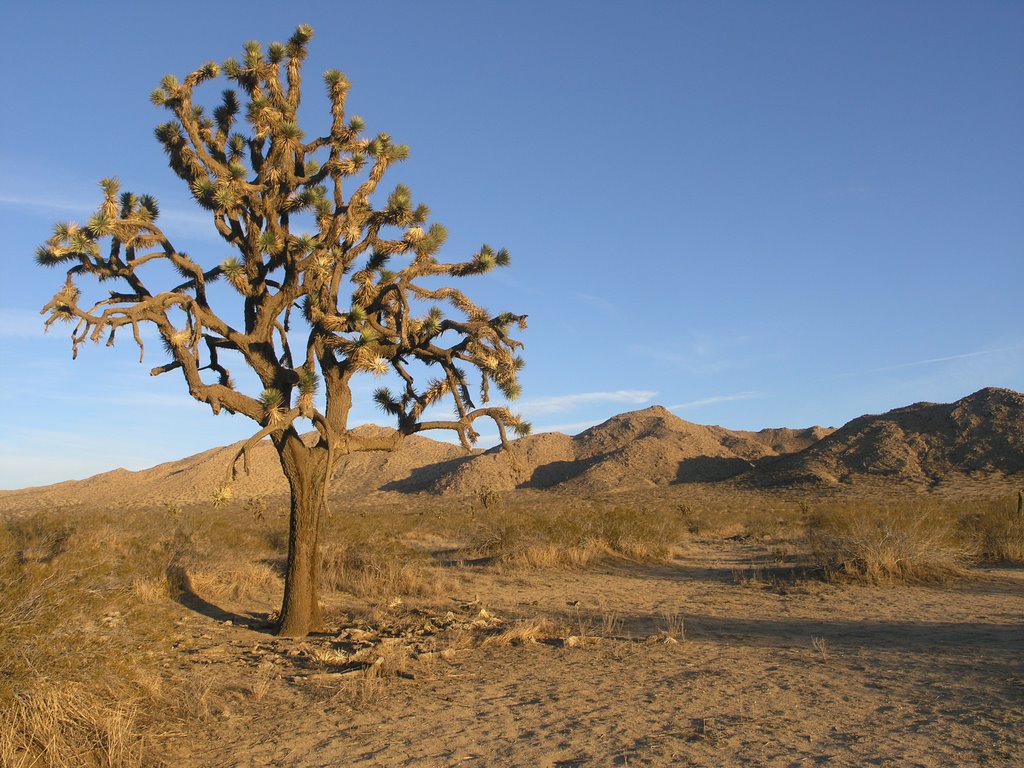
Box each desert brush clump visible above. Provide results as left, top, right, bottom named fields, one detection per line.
left=318, top=538, right=446, bottom=602
left=0, top=511, right=168, bottom=767
left=471, top=501, right=687, bottom=568
left=0, top=681, right=144, bottom=768
left=35, top=24, right=528, bottom=637
left=807, top=501, right=972, bottom=583
left=960, top=493, right=1024, bottom=563
left=803, top=493, right=1024, bottom=582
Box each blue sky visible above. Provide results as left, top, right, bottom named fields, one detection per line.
left=1, top=1, right=1022, bottom=488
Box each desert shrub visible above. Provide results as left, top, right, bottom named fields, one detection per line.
left=0, top=681, right=142, bottom=768
left=0, top=513, right=154, bottom=767
left=188, top=560, right=283, bottom=602
left=472, top=502, right=686, bottom=568
left=319, top=538, right=446, bottom=601
left=960, top=495, right=1024, bottom=563
left=807, top=502, right=971, bottom=583
left=661, top=491, right=809, bottom=541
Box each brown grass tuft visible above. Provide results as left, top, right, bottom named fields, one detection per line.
left=963, top=495, right=1024, bottom=563
left=189, top=560, right=282, bottom=601
left=472, top=502, right=685, bottom=569
left=0, top=680, right=143, bottom=768
left=319, top=540, right=446, bottom=601
left=808, top=502, right=971, bottom=583
left=482, top=618, right=560, bottom=647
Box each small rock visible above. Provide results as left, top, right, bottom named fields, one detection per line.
left=348, top=628, right=377, bottom=643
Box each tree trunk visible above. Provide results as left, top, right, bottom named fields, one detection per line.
left=276, top=435, right=330, bottom=636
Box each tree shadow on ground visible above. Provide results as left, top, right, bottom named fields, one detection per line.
left=167, top=564, right=275, bottom=632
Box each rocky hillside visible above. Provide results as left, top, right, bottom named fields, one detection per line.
left=425, top=406, right=831, bottom=495
left=0, top=426, right=468, bottom=513
left=2, top=387, right=1019, bottom=512
left=752, top=387, right=1024, bottom=486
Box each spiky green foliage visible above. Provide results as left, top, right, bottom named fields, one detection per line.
left=259, top=387, right=285, bottom=410
left=297, top=370, right=319, bottom=397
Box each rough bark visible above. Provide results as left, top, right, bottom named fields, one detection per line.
left=275, top=433, right=330, bottom=636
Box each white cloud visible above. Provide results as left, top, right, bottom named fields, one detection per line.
left=515, top=389, right=657, bottom=416
left=837, top=345, right=1024, bottom=378
left=668, top=392, right=763, bottom=410
left=631, top=329, right=756, bottom=376
left=0, top=193, right=218, bottom=241
left=532, top=419, right=606, bottom=435
left=0, top=308, right=60, bottom=340
left=0, top=193, right=93, bottom=215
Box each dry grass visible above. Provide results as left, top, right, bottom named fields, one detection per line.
left=324, top=641, right=418, bottom=708
left=812, top=636, right=830, bottom=662
left=0, top=501, right=295, bottom=766
left=189, top=560, right=283, bottom=601
left=247, top=669, right=274, bottom=703
left=1, top=484, right=1020, bottom=764
left=666, top=491, right=810, bottom=540
left=0, top=512, right=159, bottom=767
left=600, top=610, right=624, bottom=638
left=131, top=576, right=171, bottom=604
left=0, top=681, right=143, bottom=768
left=481, top=618, right=560, bottom=647
left=470, top=502, right=686, bottom=568
left=813, top=493, right=1024, bottom=579
left=344, top=666, right=388, bottom=708
left=309, top=645, right=351, bottom=670
left=962, top=496, right=1024, bottom=562
left=368, top=641, right=415, bottom=678
left=174, top=673, right=217, bottom=723
left=808, top=502, right=972, bottom=583
left=659, top=611, right=686, bottom=642
left=318, top=540, right=447, bottom=602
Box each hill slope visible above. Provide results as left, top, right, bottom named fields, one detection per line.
left=0, top=427, right=467, bottom=513
left=425, top=406, right=831, bottom=495
left=2, top=387, right=1020, bottom=511
left=752, top=387, right=1024, bottom=486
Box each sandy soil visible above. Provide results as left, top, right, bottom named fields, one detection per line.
left=156, top=538, right=1024, bottom=767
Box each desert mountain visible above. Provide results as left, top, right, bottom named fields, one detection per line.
left=2, top=387, right=1020, bottom=512
left=425, top=406, right=831, bottom=495
left=0, top=426, right=468, bottom=513
left=752, top=387, right=1024, bottom=486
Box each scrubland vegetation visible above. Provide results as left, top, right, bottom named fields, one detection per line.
left=1, top=487, right=1021, bottom=766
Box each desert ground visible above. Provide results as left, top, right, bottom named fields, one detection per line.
left=2, top=388, right=1023, bottom=767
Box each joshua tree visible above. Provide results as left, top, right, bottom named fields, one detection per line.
left=36, top=25, right=528, bottom=636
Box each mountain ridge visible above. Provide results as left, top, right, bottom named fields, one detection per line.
left=1, top=387, right=1020, bottom=512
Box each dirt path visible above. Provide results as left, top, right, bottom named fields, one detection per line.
left=163, top=541, right=1024, bottom=767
